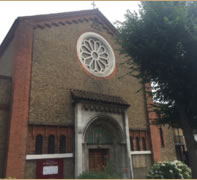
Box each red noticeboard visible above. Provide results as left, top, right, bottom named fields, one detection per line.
left=36, top=159, right=63, bottom=179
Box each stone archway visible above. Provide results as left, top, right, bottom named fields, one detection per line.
left=83, top=118, right=125, bottom=175
left=85, top=118, right=123, bottom=145
left=72, top=90, right=132, bottom=178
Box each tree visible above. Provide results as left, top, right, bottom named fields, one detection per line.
left=118, top=1, right=197, bottom=178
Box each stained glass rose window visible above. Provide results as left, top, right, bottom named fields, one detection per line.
left=77, top=32, right=115, bottom=77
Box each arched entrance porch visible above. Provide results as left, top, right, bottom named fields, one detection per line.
left=82, top=117, right=127, bottom=176
left=72, top=89, right=132, bottom=178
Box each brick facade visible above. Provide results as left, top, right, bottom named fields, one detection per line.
left=0, top=9, right=178, bottom=178
left=145, top=83, right=177, bottom=163
left=0, top=77, right=11, bottom=178
left=5, top=22, right=33, bottom=178
left=145, top=83, right=161, bottom=162
left=29, top=17, right=147, bottom=129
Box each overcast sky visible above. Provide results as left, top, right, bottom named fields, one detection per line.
left=0, top=1, right=140, bottom=45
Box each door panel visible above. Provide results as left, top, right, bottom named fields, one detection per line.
left=89, top=149, right=108, bottom=171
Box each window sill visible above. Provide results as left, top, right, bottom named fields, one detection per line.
left=26, top=153, right=73, bottom=160
left=130, top=151, right=152, bottom=155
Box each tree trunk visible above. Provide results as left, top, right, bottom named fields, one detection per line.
left=177, top=103, right=197, bottom=178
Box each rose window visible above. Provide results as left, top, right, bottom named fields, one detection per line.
left=77, top=32, right=115, bottom=77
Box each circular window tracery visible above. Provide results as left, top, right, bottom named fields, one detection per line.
left=77, top=32, right=115, bottom=77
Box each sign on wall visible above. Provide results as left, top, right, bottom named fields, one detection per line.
left=36, top=159, right=63, bottom=179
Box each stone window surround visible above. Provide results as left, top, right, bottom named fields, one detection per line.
left=77, top=32, right=116, bottom=78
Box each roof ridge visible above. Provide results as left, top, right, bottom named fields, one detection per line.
left=18, top=9, right=99, bottom=21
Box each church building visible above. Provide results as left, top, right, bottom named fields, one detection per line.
left=0, top=9, right=179, bottom=179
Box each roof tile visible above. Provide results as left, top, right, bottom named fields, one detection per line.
left=71, top=89, right=130, bottom=107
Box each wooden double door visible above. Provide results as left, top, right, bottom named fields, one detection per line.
left=89, top=149, right=108, bottom=171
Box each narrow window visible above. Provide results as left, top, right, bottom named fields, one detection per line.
left=68, top=136, right=73, bottom=153
left=48, top=135, right=55, bottom=154
left=136, top=137, right=140, bottom=151
left=142, top=137, right=146, bottom=150
left=59, top=135, right=66, bottom=153
left=130, top=137, right=134, bottom=151
left=35, top=135, right=43, bottom=154
left=159, top=128, right=165, bottom=147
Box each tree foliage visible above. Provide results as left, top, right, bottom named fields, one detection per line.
left=118, top=2, right=197, bottom=177
left=118, top=1, right=197, bottom=128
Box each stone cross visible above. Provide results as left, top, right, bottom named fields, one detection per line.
left=91, top=1, right=96, bottom=9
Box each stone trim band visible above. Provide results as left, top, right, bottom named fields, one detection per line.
left=130, top=151, right=152, bottom=155
left=26, top=153, right=73, bottom=160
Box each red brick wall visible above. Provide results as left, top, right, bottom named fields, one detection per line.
left=0, top=76, right=11, bottom=178
left=5, top=21, right=33, bottom=178
left=145, top=83, right=161, bottom=162
left=129, top=130, right=151, bottom=151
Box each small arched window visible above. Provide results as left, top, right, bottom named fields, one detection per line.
left=159, top=128, right=165, bottom=147
left=59, top=135, right=66, bottom=153
left=48, top=135, right=55, bottom=154
left=136, top=137, right=140, bottom=151
left=130, top=137, right=134, bottom=151
left=142, top=137, right=146, bottom=150
left=35, top=134, right=43, bottom=154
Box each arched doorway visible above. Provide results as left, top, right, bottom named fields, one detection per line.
left=84, top=118, right=124, bottom=173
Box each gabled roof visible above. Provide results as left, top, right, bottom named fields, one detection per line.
left=0, top=9, right=117, bottom=57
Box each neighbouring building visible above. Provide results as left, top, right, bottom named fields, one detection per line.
left=174, top=128, right=188, bottom=165
left=0, top=9, right=180, bottom=179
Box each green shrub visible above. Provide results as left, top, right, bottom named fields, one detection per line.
left=78, top=171, right=117, bottom=179
left=146, top=160, right=191, bottom=179
left=78, top=161, right=122, bottom=179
